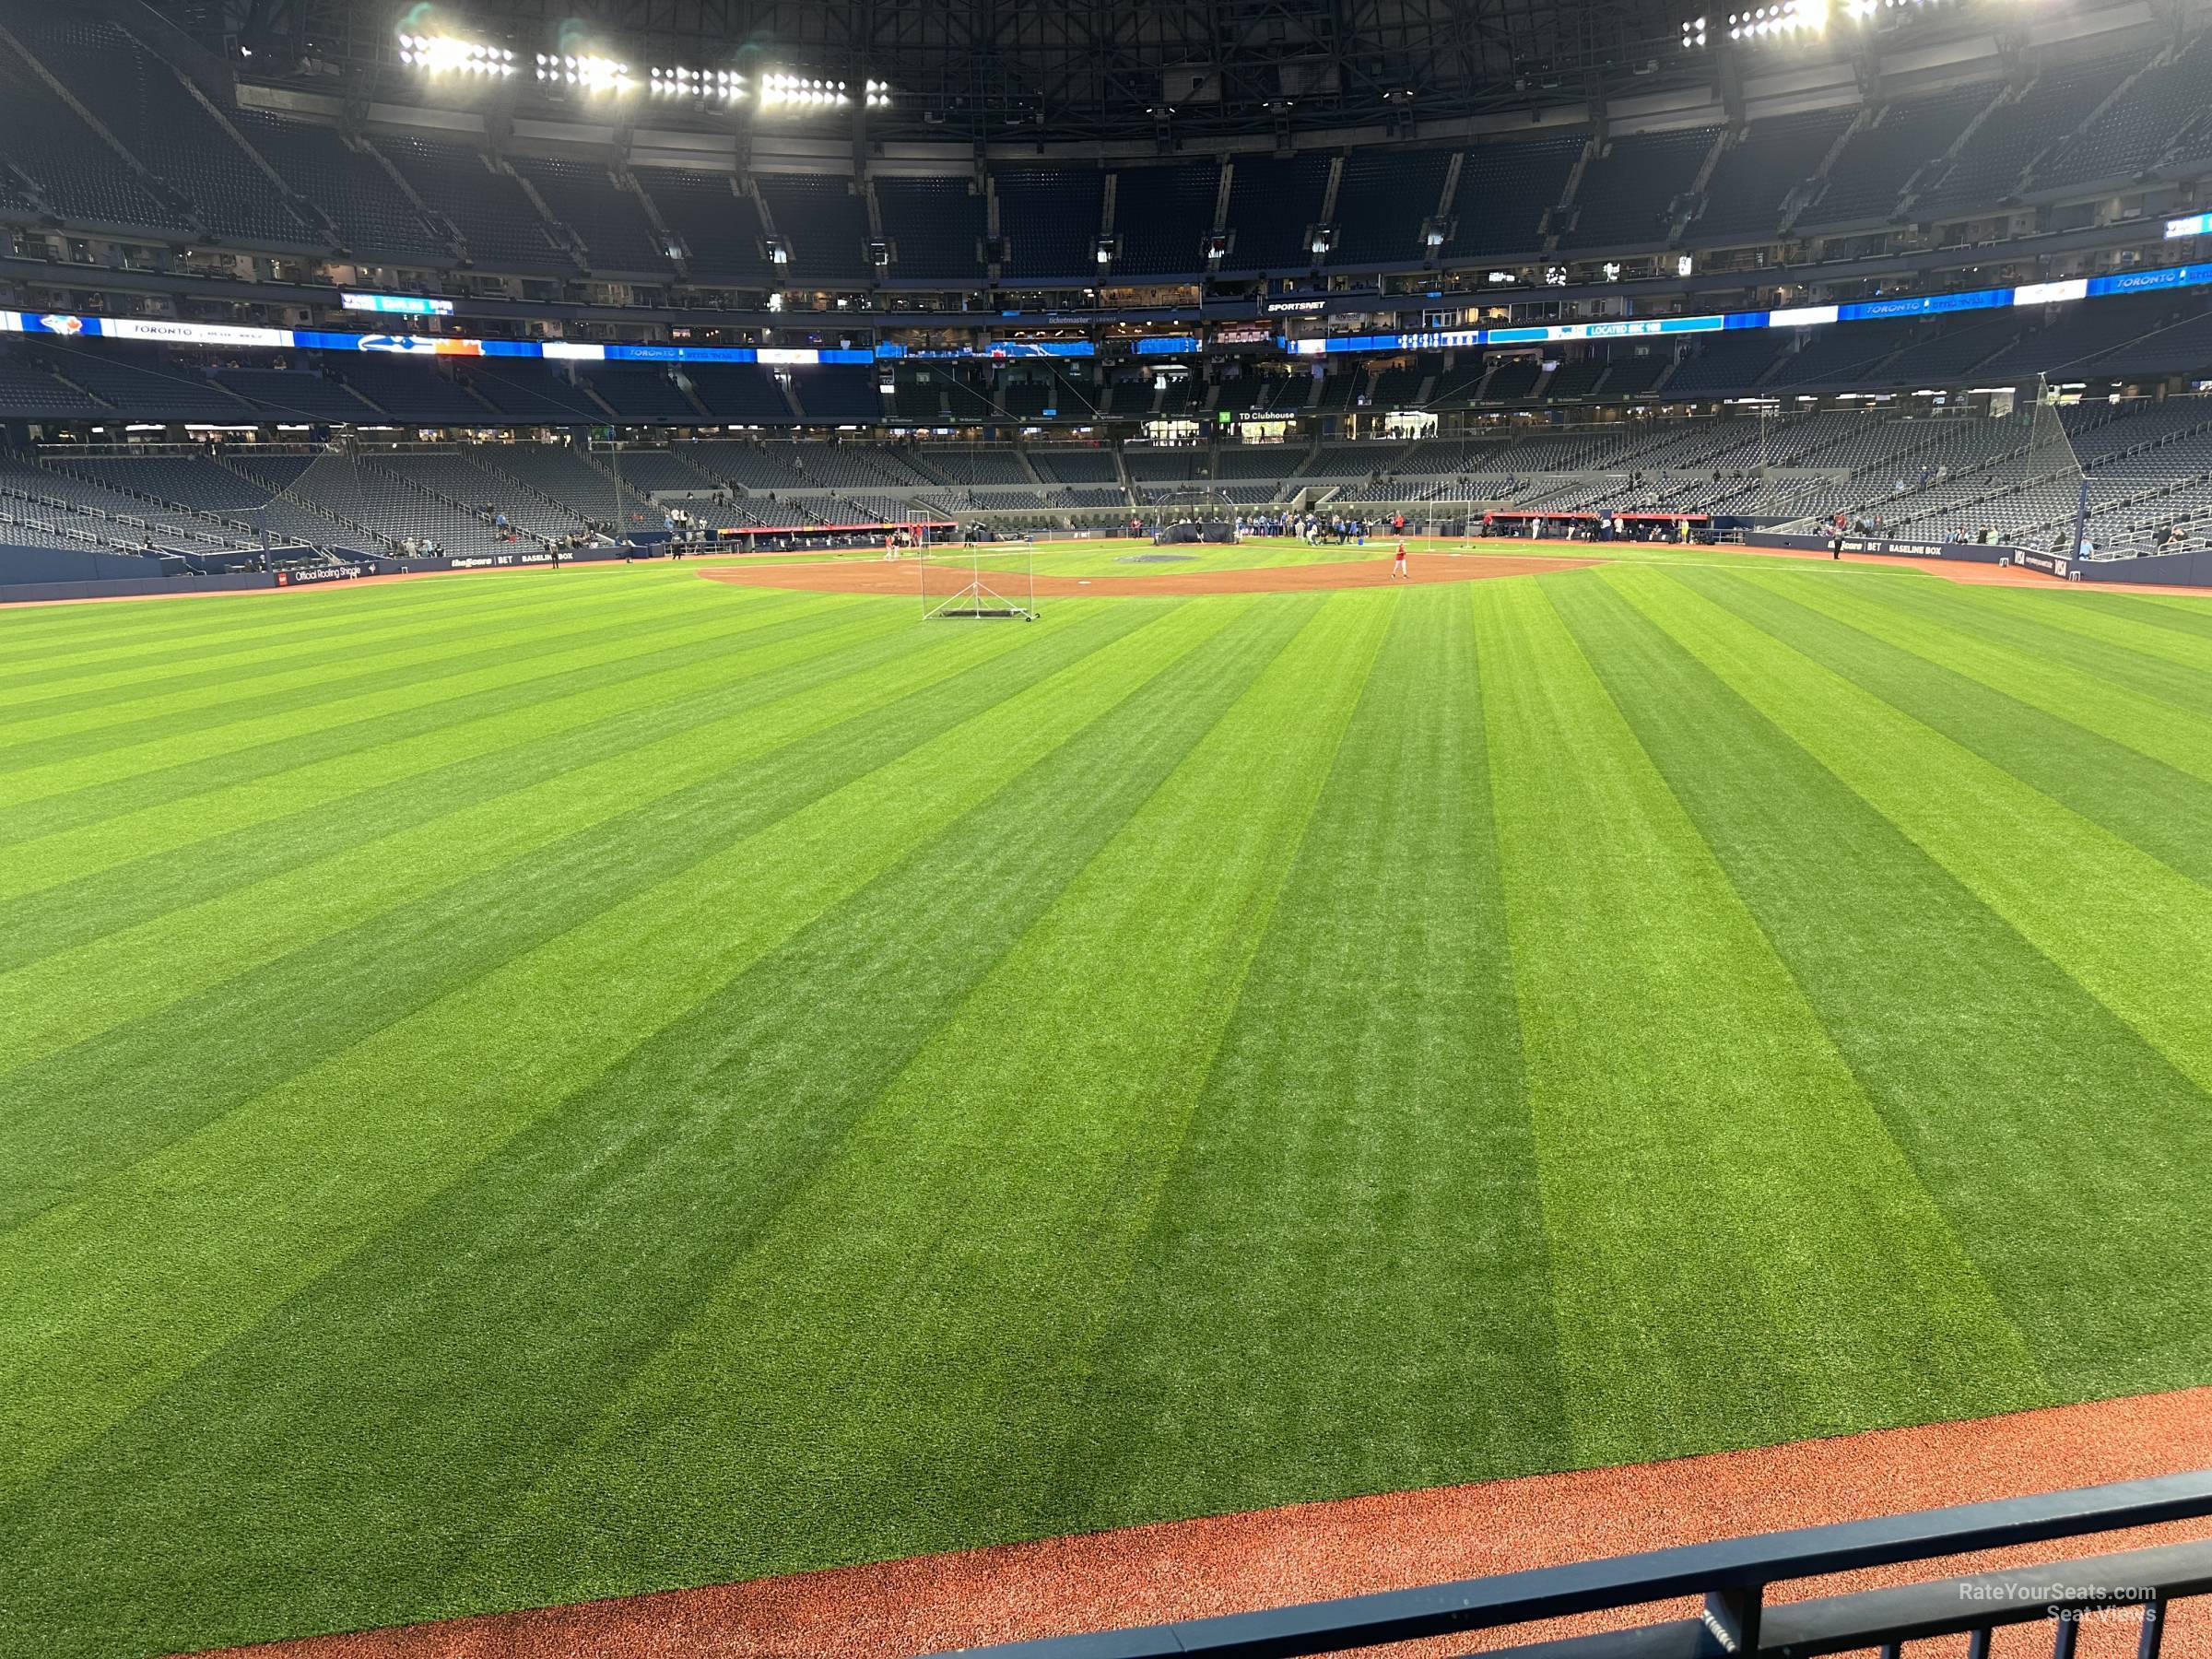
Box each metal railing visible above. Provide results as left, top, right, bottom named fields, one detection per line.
left=928, top=1470, right=2212, bottom=1659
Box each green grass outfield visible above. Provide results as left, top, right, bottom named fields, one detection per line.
left=6, top=543, right=2212, bottom=1657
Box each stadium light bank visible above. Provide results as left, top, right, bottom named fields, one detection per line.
left=395, top=33, right=514, bottom=74
left=1683, top=0, right=1953, bottom=48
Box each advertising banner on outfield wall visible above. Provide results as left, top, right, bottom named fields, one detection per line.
left=2068, top=546, right=2212, bottom=585
left=1746, top=531, right=2013, bottom=566
left=1754, top=533, right=2212, bottom=586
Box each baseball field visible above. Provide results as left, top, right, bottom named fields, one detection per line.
left=4, top=539, right=2211, bottom=1657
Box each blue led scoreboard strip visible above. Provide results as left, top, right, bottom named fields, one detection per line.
left=6, top=254, right=2212, bottom=367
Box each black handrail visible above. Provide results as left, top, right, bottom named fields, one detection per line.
left=926, top=1469, right=2212, bottom=1659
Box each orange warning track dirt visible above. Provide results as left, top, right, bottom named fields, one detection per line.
left=212, top=1389, right=2212, bottom=1659
left=13, top=541, right=2212, bottom=608
left=699, top=544, right=2212, bottom=601
left=701, top=550, right=1600, bottom=597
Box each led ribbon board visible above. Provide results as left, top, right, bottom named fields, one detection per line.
left=6, top=255, right=2212, bottom=364
left=341, top=294, right=457, bottom=316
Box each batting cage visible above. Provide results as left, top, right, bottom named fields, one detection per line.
left=1146, top=488, right=1239, bottom=544
left=919, top=538, right=1038, bottom=620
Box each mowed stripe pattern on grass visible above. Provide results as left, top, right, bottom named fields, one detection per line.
left=2, top=559, right=2211, bottom=1658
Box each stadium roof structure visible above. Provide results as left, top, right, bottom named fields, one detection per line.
left=159, top=0, right=2027, bottom=147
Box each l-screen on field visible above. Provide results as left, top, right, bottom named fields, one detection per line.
left=6, top=545, right=2212, bottom=1658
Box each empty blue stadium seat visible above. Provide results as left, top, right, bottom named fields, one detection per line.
left=14, top=17, right=317, bottom=248
left=1559, top=125, right=1717, bottom=251
left=638, top=170, right=775, bottom=285
left=1451, top=134, right=1584, bottom=258
left=1219, top=155, right=1330, bottom=272
left=229, top=111, right=452, bottom=265
left=1113, top=160, right=1218, bottom=276
left=1331, top=148, right=1451, bottom=266
left=995, top=168, right=1106, bottom=282
left=875, top=175, right=985, bottom=281
left=1692, top=109, right=1853, bottom=242
left=510, top=157, right=674, bottom=278
left=375, top=132, right=574, bottom=276
left=753, top=174, right=872, bottom=281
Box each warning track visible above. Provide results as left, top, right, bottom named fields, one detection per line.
left=205, top=1388, right=2212, bottom=1659
left=700, top=550, right=1602, bottom=598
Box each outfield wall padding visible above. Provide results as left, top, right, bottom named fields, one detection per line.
left=0, top=543, right=179, bottom=584
left=0, top=545, right=650, bottom=603
left=1749, top=531, right=2212, bottom=586
left=1747, top=531, right=2015, bottom=566
left=2068, top=547, right=2212, bottom=586
left=0, top=571, right=278, bottom=604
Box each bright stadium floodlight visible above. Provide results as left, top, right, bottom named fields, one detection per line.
left=865, top=78, right=893, bottom=109
left=760, top=72, right=851, bottom=111
left=1680, top=16, right=1709, bottom=48
left=398, top=33, right=515, bottom=75
left=1724, top=0, right=1831, bottom=39
left=537, top=51, right=630, bottom=92
left=651, top=65, right=746, bottom=100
